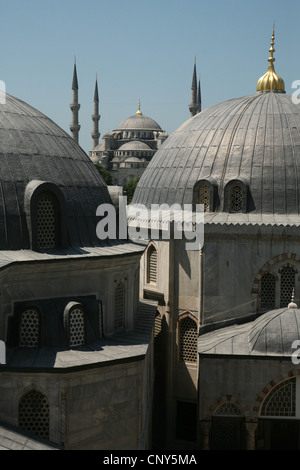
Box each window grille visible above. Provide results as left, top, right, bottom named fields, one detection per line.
left=115, top=282, right=125, bottom=329
left=215, top=403, right=242, bottom=416
left=261, top=273, right=276, bottom=309
left=280, top=266, right=295, bottom=308
left=69, top=307, right=85, bottom=347
left=261, top=378, right=296, bottom=417
left=147, top=245, right=157, bottom=284
left=36, top=194, right=57, bottom=250
left=19, top=309, right=39, bottom=347
left=179, top=316, right=197, bottom=363
left=19, top=390, right=49, bottom=440
left=229, top=185, right=243, bottom=212
left=198, top=184, right=210, bottom=212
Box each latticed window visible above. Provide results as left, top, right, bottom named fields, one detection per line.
left=147, top=245, right=157, bottom=284
left=115, top=282, right=125, bottom=329
left=261, top=378, right=296, bottom=417
left=19, top=390, right=49, bottom=440
left=214, top=402, right=242, bottom=417
left=198, top=184, right=210, bottom=212
left=261, top=273, right=276, bottom=309
left=280, top=266, right=296, bottom=307
left=69, top=306, right=85, bottom=347
left=36, top=192, right=58, bottom=250
left=229, top=185, right=243, bottom=212
left=19, top=309, right=40, bottom=347
left=179, top=316, right=197, bottom=363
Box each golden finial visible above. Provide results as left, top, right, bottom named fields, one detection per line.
left=256, top=26, right=285, bottom=93
left=136, top=99, right=142, bottom=116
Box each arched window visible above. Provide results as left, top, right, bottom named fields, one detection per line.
left=280, top=266, right=296, bottom=308
left=36, top=191, right=60, bottom=250
left=19, top=390, right=50, bottom=440
left=179, top=316, right=197, bottom=363
left=115, top=282, right=125, bottom=329
left=214, top=402, right=242, bottom=417
left=69, top=306, right=86, bottom=347
left=19, top=308, right=40, bottom=347
left=229, top=185, right=243, bottom=212
left=147, top=244, right=157, bottom=284
left=260, top=273, right=276, bottom=309
left=261, top=378, right=296, bottom=417
left=197, top=184, right=211, bottom=212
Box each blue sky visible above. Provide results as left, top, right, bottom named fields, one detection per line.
left=1, top=0, right=300, bottom=153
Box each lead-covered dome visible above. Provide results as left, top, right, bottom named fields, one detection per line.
left=115, top=102, right=162, bottom=132
left=133, top=91, right=300, bottom=215
left=0, top=93, right=111, bottom=250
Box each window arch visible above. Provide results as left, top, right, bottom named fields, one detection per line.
left=229, top=185, right=243, bottom=212
left=36, top=191, right=60, bottom=250
left=260, top=272, right=276, bottom=309
left=197, top=183, right=211, bottom=212
left=19, top=389, right=50, bottom=440
left=147, top=244, right=157, bottom=284
left=224, top=180, right=248, bottom=213
left=24, top=180, right=67, bottom=251
left=280, top=266, right=296, bottom=308
left=193, top=179, right=216, bottom=212
left=19, top=308, right=40, bottom=347
left=179, top=315, right=197, bottom=363
left=64, top=302, right=86, bottom=348
left=261, top=378, right=296, bottom=417
left=214, top=402, right=242, bottom=417
left=115, top=282, right=125, bottom=329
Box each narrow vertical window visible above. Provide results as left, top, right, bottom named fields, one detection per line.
left=197, top=184, right=211, bottom=212
left=19, top=390, right=49, bottom=440
left=115, top=282, right=125, bottom=329
left=229, top=185, right=243, bottom=212
left=179, top=316, right=197, bottom=363
left=36, top=191, right=59, bottom=250
left=280, top=266, right=296, bottom=308
left=147, top=245, right=157, bottom=284
left=69, top=306, right=85, bottom=347
left=260, top=273, right=276, bottom=309
left=19, top=308, right=40, bottom=347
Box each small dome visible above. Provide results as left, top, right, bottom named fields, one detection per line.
left=0, top=93, right=111, bottom=249
left=115, top=103, right=162, bottom=131
left=118, top=141, right=152, bottom=151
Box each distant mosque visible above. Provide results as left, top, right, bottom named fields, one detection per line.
left=69, top=58, right=202, bottom=186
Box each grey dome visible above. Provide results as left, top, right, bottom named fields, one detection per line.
left=118, top=141, right=152, bottom=151
left=133, top=92, right=300, bottom=215
left=0, top=93, right=111, bottom=250
left=198, top=307, right=300, bottom=357
left=115, top=114, right=162, bottom=131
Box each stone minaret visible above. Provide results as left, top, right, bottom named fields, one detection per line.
left=189, top=58, right=201, bottom=117
left=91, top=75, right=100, bottom=151
left=70, top=58, right=80, bottom=144
left=197, top=75, right=202, bottom=113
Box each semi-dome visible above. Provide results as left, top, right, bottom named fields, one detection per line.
left=115, top=102, right=162, bottom=131
left=0, top=93, right=111, bottom=250
left=198, top=305, right=300, bottom=357
left=118, top=141, right=152, bottom=151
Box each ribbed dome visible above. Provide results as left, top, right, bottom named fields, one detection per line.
left=116, top=114, right=162, bottom=131
left=0, top=93, right=111, bottom=250
left=133, top=92, right=300, bottom=215
left=198, top=307, right=300, bottom=357
left=118, top=141, right=152, bottom=151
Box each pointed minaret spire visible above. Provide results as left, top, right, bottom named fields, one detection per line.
left=91, top=74, right=100, bottom=151
left=70, top=57, right=81, bottom=144
left=189, top=57, right=201, bottom=117
left=197, top=75, right=202, bottom=112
